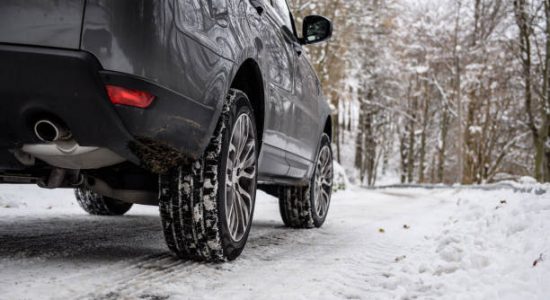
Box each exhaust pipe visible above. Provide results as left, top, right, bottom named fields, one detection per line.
left=34, top=120, right=71, bottom=143
left=22, top=119, right=126, bottom=169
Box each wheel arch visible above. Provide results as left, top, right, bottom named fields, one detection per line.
left=229, top=58, right=265, bottom=145
left=323, top=114, right=333, bottom=142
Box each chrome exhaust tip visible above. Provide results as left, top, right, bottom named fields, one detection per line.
left=34, top=120, right=71, bottom=143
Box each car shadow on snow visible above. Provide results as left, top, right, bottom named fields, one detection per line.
left=0, top=215, right=297, bottom=263
left=0, top=214, right=166, bottom=262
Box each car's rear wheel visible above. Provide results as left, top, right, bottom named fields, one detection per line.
left=75, top=187, right=133, bottom=216
left=159, top=89, right=258, bottom=262
left=278, top=133, right=333, bottom=228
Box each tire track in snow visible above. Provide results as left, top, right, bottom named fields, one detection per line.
left=84, top=222, right=380, bottom=299
left=82, top=254, right=190, bottom=300
left=81, top=223, right=309, bottom=299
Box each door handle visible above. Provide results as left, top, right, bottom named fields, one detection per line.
left=293, top=42, right=303, bottom=56
left=249, top=0, right=264, bottom=15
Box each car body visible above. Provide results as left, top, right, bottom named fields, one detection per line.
left=0, top=0, right=334, bottom=261
left=0, top=0, right=331, bottom=187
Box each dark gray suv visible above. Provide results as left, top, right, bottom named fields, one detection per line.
left=0, top=0, right=334, bottom=261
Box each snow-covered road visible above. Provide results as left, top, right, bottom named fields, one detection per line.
left=0, top=185, right=548, bottom=299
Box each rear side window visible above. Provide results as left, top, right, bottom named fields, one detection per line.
left=271, top=0, right=293, bottom=29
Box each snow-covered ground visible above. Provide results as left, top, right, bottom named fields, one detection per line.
left=0, top=184, right=549, bottom=299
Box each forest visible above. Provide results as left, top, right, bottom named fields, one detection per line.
left=293, top=0, right=550, bottom=185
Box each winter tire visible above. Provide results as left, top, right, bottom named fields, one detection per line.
left=159, top=89, right=258, bottom=262
left=279, top=133, right=333, bottom=228
left=74, top=187, right=133, bottom=216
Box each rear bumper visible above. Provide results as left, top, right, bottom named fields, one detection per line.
left=0, top=44, right=216, bottom=172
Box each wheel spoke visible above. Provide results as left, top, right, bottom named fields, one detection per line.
left=312, top=146, right=333, bottom=218
left=226, top=175, right=232, bottom=187
left=317, top=193, right=324, bottom=216
left=228, top=142, right=237, bottom=163
left=227, top=188, right=234, bottom=217
left=230, top=132, right=239, bottom=161
left=234, top=190, right=243, bottom=233
left=235, top=191, right=246, bottom=235
left=224, top=113, right=257, bottom=242
left=240, top=168, right=256, bottom=180
left=237, top=184, right=252, bottom=208
left=228, top=190, right=237, bottom=233
left=315, top=193, right=321, bottom=215
left=237, top=120, right=247, bottom=157
left=321, top=177, right=332, bottom=187
left=239, top=185, right=252, bottom=224
left=240, top=141, right=256, bottom=167
left=321, top=188, right=329, bottom=205
left=239, top=145, right=251, bottom=164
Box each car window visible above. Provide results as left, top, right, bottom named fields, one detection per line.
left=271, top=0, right=293, bottom=29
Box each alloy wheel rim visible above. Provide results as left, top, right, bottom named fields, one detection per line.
left=313, top=145, right=333, bottom=218
left=225, top=114, right=257, bottom=242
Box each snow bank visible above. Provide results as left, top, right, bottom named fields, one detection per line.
left=381, top=187, right=550, bottom=299
left=333, top=160, right=350, bottom=191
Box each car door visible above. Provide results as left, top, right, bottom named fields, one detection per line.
left=270, top=1, right=321, bottom=178
left=287, top=55, right=322, bottom=177
left=256, top=0, right=297, bottom=178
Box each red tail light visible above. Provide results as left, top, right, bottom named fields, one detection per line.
left=106, top=85, right=155, bottom=108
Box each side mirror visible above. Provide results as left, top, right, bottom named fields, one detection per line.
left=301, top=15, right=333, bottom=45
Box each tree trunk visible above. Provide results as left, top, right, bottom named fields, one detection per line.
left=514, top=0, right=543, bottom=181
left=406, top=82, right=417, bottom=183
left=347, top=101, right=352, bottom=132
left=545, top=134, right=550, bottom=182
left=453, top=1, right=464, bottom=184
left=463, top=91, right=478, bottom=184
left=400, top=132, right=407, bottom=184
left=364, top=109, right=376, bottom=186
left=534, top=138, right=545, bottom=180
left=437, top=109, right=449, bottom=183
left=543, top=0, right=550, bottom=182
left=355, top=91, right=366, bottom=183
left=418, top=81, right=430, bottom=183
left=365, top=89, right=379, bottom=186
left=430, top=155, right=437, bottom=183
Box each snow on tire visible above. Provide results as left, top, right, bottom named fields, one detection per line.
left=74, top=187, right=133, bottom=216
left=279, top=133, right=333, bottom=228
left=159, top=89, right=258, bottom=262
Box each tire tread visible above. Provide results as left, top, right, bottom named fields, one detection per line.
left=159, top=90, right=242, bottom=262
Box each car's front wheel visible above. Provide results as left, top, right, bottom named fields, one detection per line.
left=159, top=89, right=258, bottom=262
left=278, top=133, right=333, bottom=228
